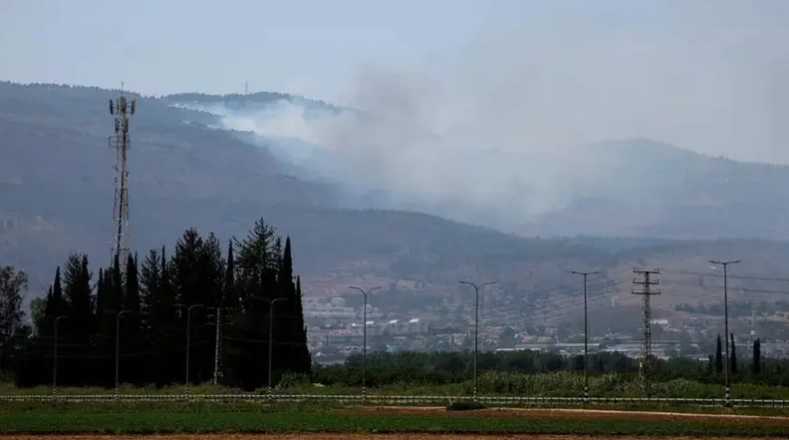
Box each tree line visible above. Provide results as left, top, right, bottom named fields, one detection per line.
left=0, top=218, right=311, bottom=390
left=312, top=344, right=789, bottom=389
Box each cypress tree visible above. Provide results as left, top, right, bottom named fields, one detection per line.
left=730, top=333, right=738, bottom=375
left=218, top=240, right=235, bottom=385
left=95, top=267, right=114, bottom=387
left=61, top=253, right=93, bottom=386
left=714, top=334, right=723, bottom=374
left=294, top=275, right=311, bottom=376
left=223, top=240, right=236, bottom=309
left=95, top=269, right=106, bottom=319
left=158, top=246, right=180, bottom=386
left=139, top=251, right=159, bottom=333
left=752, top=338, right=761, bottom=375
left=110, top=254, right=123, bottom=315
left=123, top=253, right=142, bottom=385
left=46, top=267, right=66, bottom=321
left=198, top=232, right=225, bottom=383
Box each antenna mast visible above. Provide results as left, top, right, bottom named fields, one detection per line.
left=108, top=82, right=136, bottom=277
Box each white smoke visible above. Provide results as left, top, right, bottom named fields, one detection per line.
left=178, top=0, right=789, bottom=230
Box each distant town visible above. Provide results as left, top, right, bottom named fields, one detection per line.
left=304, top=295, right=789, bottom=364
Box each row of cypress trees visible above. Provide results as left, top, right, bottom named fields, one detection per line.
left=15, top=218, right=311, bottom=390
left=710, top=333, right=762, bottom=375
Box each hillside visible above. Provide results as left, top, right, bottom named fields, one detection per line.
left=0, top=82, right=604, bottom=292
left=165, top=90, right=789, bottom=240
left=521, top=139, right=789, bottom=239
left=3, top=82, right=789, bottom=332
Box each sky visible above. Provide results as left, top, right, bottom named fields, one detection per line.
left=3, top=0, right=789, bottom=220
left=1, top=0, right=537, bottom=102
left=3, top=0, right=788, bottom=161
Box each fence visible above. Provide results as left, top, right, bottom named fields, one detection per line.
left=1, top=393, right=788, bottom=407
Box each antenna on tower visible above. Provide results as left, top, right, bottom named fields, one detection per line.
left=108, top=82, right=135, bottom=278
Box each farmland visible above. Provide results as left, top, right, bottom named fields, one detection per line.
left=1, top=405, right=788, bottom=436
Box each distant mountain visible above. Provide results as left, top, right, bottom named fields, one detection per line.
left=522, top=139, right=789, bottom=239
left=5, top=82, right=789, bottom=327
left=163, top=91, right=789, bottom=240
left=0, top=82, right=602, bottom=292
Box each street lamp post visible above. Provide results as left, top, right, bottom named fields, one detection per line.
left=180, top=304, right=205, bottom=395
left=710, top=259, right=740, bottom=406
left=349, top=285, right=381, bottom=398
left=570, top=270, right=599, bottom=404
left=52, top=315, right=70, bottom=395
left=254, top=297, right=287, bottom=394
left=458, top=280, right=497, bottom=401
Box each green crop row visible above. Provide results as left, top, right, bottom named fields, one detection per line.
left=0, top=411, right=786, bottom=436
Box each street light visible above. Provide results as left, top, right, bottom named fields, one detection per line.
left=52, top=315, right=71, bottom=395
left=104, top=309, right=133, bottom=396
left=570, top=270, right=599, bottom=404
left=254, top=297, right=287, bottom=394
left=349, top=285, right=381, bottom=398
left=179, top=304, right=205, bottom=394
left=710, top=259, right=740, bottom=406
left=458, top=280, right=497, bottom=401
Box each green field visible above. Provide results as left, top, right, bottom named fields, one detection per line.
left=0, top=410, right=787, bottom=436
left=4, top=371, right=789, bottom=399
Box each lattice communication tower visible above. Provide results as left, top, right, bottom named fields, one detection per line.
left=108, top=86, right=136, bottom=277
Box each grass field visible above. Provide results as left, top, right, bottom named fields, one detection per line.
left=1, top=404, right=788, bottom=436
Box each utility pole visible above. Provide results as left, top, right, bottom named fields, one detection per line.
left=180, top=304, right=204, bottom=395
left=458, top=280, right=497, bottom=401
left=710, top=259, right=740, bottom=406
left=52, top=315, right=70, bottom=395
left=212, top=308, right=222, bottom=385
left=570, top=270, right=599, bottom=404
left=632, top=268, right=660, bottom=396
left=108, top=83, right=135, bottom=279
left=350, top=286, right=381, bottom=399
left=254, top=297, right=287, bottom=394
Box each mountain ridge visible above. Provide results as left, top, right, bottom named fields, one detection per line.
left=4, top=81, right=789, bottom=326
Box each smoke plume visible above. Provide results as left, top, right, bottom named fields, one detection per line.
left=183, top=0, right=789, bottom=230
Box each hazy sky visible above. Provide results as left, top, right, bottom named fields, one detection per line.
left=2, top=0, right=539, bottom=101
left=3, top=0, right=789, bottom=163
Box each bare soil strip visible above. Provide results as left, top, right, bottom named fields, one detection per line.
left=4, top=436, right=776, bottom=440
left=349, top=406, right=789, bottom=425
